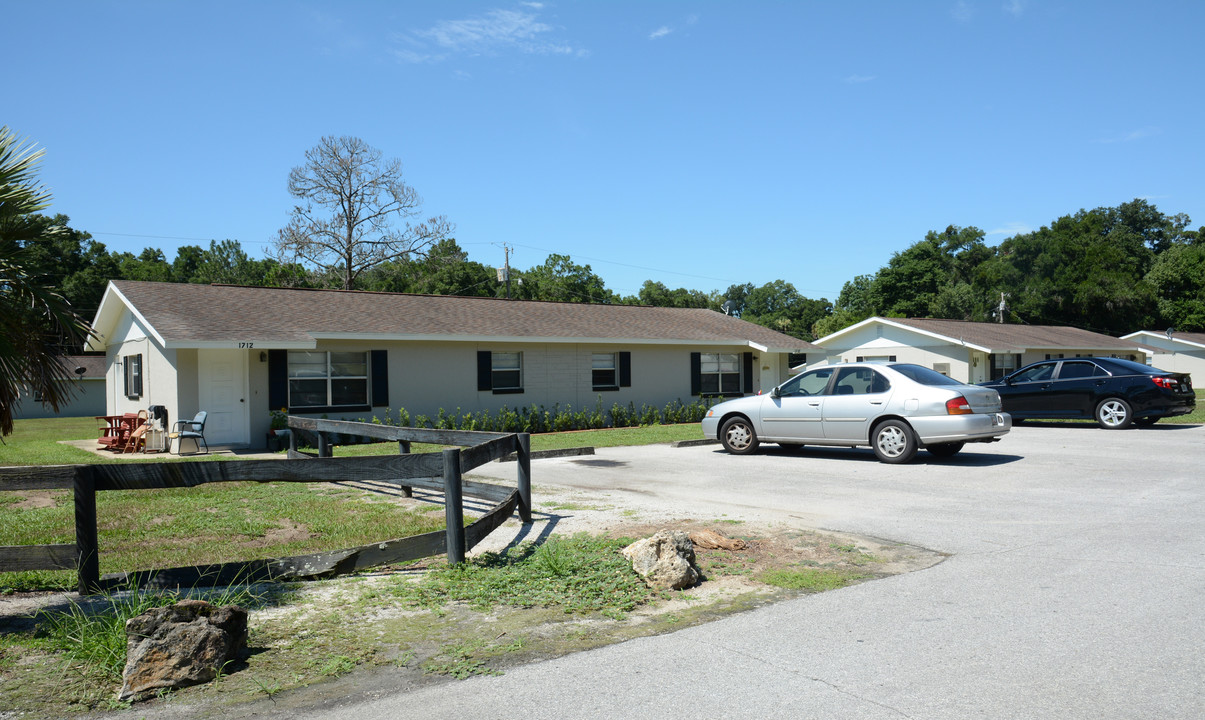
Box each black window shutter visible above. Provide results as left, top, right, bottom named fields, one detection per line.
left=743, top=352, right=754, bottom=394
left=268, top=350, right=288, bottom=410
left=477, top=351, right=493, bottom=391
left=619, top=352, right=631, bottom=387
left=371, top=350, right=389, bottom=406
left=689, top=352, right=702, bottom=396
left=123, top=356, right=130, bottom=397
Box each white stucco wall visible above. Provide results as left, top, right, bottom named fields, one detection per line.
left=101, top=312, right=189, bottom=439
left=814, top=323, right=976, bottom=381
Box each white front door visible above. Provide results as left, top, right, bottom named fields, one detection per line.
left=197, top=349, right=249, bottom=446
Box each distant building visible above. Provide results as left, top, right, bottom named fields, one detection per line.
left=811, top=317, right=1154, bottom=383
left=1121, top=330, right=1205, bottom=385
left=10, top=355, right=107, bottom=420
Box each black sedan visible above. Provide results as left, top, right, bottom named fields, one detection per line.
left=979, top=357, right=1195, bottom=429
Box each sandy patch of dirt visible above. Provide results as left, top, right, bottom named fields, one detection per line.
left=7, top=491, right=64, bottom=510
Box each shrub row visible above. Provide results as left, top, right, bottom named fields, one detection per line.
left=359, top=397, right=715, bottom=435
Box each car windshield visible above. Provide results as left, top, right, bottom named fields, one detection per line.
left=888, top=363, right=963, bottom=386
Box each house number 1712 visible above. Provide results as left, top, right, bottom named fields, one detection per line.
left=238, top=342, right=254, bottom=349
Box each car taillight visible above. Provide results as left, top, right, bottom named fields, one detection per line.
left=946, top=396, right=973, bottom=415
left=1151, top=376, right=1176, bottom=390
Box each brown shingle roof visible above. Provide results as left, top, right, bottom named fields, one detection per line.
left=887, top=317, right=1144, bottom=352
left=105, top=281, right=818, bottom=350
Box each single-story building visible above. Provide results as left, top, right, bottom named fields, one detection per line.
left=10, top=355, right=107, bottom=420
left=1120, top=330, right=1205, bottom=385
left=86, top=281, right=818, bottom=448
left=810, top=317, right=1155, bottom=384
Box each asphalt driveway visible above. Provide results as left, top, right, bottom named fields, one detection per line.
left=299, top=423, right=1205, bottom=719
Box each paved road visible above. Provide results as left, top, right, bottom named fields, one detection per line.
left=302, top=423, right=1205, bottom=719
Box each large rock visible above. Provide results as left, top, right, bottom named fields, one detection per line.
left=621, top=530, right=699, bottom=590
left=119, top=599, right=248, bottom=702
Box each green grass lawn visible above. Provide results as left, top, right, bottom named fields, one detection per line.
left=0, top=416, right=706, bottom=591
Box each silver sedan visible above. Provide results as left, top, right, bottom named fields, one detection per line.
left=701, top=362, right=1011, bottom=463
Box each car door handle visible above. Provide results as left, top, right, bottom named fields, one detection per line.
left=808, top=402, right=821, bottom=407
left=870, top=400, right=883, bottom=405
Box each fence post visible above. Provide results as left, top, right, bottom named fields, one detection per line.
left=74, top=467, right=100, bottom=595
left=397, top=437, right=413, bottom=497
left=318, top=432, right=331, bottom=458
left=442, top=448, right=465, bottom=565
left=517, top=433, right=532, bottom=523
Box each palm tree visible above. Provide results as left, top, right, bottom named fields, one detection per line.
left=0, top=126, right=93, bottom=435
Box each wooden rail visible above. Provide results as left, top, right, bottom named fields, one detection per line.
left=0, top=420, right=532, bottom=594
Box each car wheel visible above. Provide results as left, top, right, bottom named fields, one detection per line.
left=1135, top=417, right=1159, bottom=427
left=872, top=419, right=918, bottom=464
left=720, top=417, right=760, bottom=454
left=927, top=441, right=965, bottom=458
left=1095, top=398, right=1133, bottom=429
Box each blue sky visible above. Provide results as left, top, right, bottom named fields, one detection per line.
left=7, top=1, right=1203, bottom=301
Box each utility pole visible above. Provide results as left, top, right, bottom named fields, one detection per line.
left=497, top=244, right=513, bottom=300
left=996, top=292, right=1008, bottom=323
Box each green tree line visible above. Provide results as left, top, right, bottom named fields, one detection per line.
left=14, top=198, right=1204, bottom=355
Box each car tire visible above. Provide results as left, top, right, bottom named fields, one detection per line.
left=872, top=419, right=918, bottom=464
left=1135, top=416, right=1159, bottom=427
left=927, top=441, right=965, bottom=458
left=720, top=417, right=760, bottom=454
left=1095, top=398, right=1133, bottom=429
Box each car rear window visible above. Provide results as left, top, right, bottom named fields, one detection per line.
left=1094, top=357, right=1162, bottom=376
left=888, top=364, right=964, bottom=386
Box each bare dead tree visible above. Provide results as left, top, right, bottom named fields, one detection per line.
left=273, top=136, right=453, bottom=290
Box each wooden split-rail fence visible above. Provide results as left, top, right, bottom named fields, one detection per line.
left=0, top=417, right=532, bottom=595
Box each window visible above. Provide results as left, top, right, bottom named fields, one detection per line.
left=989, top=353, right=1021, bottom=381
left=891, top=364, right=963, bottom=386
left=700, top=353, right=741, bottom=395
left=592, top=353, right=617, bottom=390
left=123, top=354, right=143, bottom=399
left=834, top=367, right=890, bottom=395
left=1057, top=361, right=1099, bottom=380
left=287, top=351, right=368, bottom=409
left=492, top=352, right=523, bottom=392
left=855, top=355, right=896, bottom=362
left=932, top=363, right=951, bottom=377
left=1013, top=362, right=1055, bottom=383
left=476, top=351, right=524, bottom=394
left=779, top=367, right=835, bottom=397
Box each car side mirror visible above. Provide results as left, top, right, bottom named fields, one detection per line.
left=770, top=386, right=781, bottom=399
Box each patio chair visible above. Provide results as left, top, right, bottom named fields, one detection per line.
left=170, top=411, right=209, bottom=455
left=122, top=410, right=149, bottom=453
